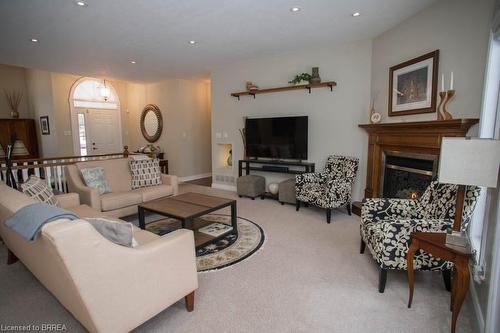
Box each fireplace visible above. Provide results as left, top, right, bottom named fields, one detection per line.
left=351, top=119, right=478, bottom=216
left=358, top=119, right=478, bottom=199
left=381, top=152, right=437, bottom=199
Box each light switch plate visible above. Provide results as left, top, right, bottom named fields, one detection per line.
left=216, top=132, right=222, bottom=139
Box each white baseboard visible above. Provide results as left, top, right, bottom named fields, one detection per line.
left=179, top=173, right=212, bottom=182
left=469, top=280, right=485, bottom=332
left=211, top=183, right=237, bottom=192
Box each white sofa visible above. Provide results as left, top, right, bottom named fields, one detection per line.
left=66, top=158, right=178, bottom=218
left=0, top=182, right=198, bottom=333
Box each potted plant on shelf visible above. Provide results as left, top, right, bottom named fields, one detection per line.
left=289, top=73, right=312, bottom=86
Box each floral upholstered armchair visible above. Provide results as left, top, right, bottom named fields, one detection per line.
left=360, top=180, right=480, bottom=293
left=295, top=155, right=359, bottom=223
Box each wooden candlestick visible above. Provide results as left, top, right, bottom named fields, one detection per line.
left=437, top=90, right=454, bottom=120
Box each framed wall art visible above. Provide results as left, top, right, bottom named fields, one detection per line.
left=388, top=50, right=439, bottom=117
left=40, top=116, right=50, bottom=135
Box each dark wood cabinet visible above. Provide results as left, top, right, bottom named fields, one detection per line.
left=0, top=119, right=39, bottom=159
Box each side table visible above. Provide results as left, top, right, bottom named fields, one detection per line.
left=407, top=232, right=471, bottom=333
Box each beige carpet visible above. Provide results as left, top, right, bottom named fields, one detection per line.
left=0, top=184, right=477, bottom=332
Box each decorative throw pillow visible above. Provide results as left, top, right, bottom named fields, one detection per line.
left=80, top=167, right=111, bottom=194
left=85, top=217, right=138, bottom=248
left=129, top=159, right=162, bottom=190
left=129, top=154, right=151, bottom=161
left=21, top=176, right=59, bottom=206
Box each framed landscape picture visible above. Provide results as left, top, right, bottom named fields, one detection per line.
left=388, top=50, right=439, bottom=117
left=40, top=116, right=50, bottom=135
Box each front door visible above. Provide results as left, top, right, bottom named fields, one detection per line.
left=77, top=108, right=122, bottom=155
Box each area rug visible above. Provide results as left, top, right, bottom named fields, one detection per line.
left=145, top=214, right=265, bottom=272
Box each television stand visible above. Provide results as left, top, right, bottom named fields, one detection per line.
left=238, top=159, right=315, bottom=177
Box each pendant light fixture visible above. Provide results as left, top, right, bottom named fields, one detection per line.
left=100, top=79, right=111, bottom=101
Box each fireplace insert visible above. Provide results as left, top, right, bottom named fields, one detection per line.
left=381, top=152, right=437, bottom=199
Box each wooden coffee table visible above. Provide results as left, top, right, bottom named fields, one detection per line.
left=138, top=192, right=237, bottom=248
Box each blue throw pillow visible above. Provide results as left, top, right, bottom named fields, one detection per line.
left=80, top=167, right=111, bottom=194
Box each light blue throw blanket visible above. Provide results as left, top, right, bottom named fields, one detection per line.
left=5, top=203, right=80, bottom=242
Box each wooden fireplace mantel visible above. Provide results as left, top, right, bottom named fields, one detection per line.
left=358, top=118, right=479, bottom=198
left=358, top=119, right=479, bottom=134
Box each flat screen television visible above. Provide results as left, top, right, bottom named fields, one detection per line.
left=245, top=116, right=308, bottom=160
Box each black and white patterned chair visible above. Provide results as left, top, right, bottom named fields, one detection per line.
left=295, top=155, right=359, bottom=223
left=360, top=180, right=480, bottom=293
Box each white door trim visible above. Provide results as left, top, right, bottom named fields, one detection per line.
left=68, top=77, right=122, bottom=155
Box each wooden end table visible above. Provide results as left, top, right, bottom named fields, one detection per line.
left=407, top=232, right=471, bottom=333
left=138, top=192, right=237, bottom=249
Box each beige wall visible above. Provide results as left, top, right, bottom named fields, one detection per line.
left=0, top=64, right=29, bottom=118
left=50, top=72, right=131, bottom=156
left=25, top=69, right=59, bottom=157
left=211, top=40, right=373, bottom=200
left=127, top=79, right=212, bottom=178
left=371, top=0, right=494, bottom=125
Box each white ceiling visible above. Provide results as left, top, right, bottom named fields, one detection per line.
left=0, top=0, right=436, bottom=82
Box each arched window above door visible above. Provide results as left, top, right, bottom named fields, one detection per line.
left=72, top=78, right=118, bottom=109
left=69, top=77, right=122, bottom=156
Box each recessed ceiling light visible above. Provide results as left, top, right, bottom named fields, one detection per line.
left=188, top=40, right=197, bottom=45
left=290, top=7, right=301, bottom=12
left=76, top=1, right=87, bottom=6
left=30, top=38, right=38, bottom=43
left=352, top=12, right=360, bottom=17
left=130, top=60, right=136, bottom=64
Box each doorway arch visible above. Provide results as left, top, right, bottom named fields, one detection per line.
left=69, top=77, right=123, bottom=155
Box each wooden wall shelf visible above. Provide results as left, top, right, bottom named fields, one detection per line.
left=231, top=81, right=336, bottom=100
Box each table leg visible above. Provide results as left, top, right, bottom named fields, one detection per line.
left=450, top=268, right=457, bottom=312
left=231, top=201, right=238, bottom=237
left=407, top=240, right=419, bottom=308
left=451, top=258, right=470, bottom=333
left=138, top=207, right=146, bottom=230
left=183, top=217, right=190, bottom=229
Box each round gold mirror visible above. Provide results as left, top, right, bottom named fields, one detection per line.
left=140, top=104, right=163, bottom=143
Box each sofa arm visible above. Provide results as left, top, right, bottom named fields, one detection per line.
left=161, top=174, right=179, bottom=195
left=361, top=198, right=420, bottom=222
left=72, top=184, right=100, bottom=211
left=295, top=172, right=329, bottom=197
left=325, top=179, right=352, bottom=206
left=296, top=172, right=328, bottom=185
left=374, top=218, right=454, bottom=269
left=65, top=165, right=101, bottom=210
left=42, top=221, right=198, bottom=333
left=56, top=193, right=80, bottom=209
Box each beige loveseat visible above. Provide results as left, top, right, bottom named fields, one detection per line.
left=66, top=158, right=178, bottom=218
left=0, top=182, right=198, bottom=333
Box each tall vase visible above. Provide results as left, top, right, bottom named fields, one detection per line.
left=10, top=108, right=19, bottom=119
left=311, top=67, right=321, bottom=84
left=227, top=149, right=233, bottom=167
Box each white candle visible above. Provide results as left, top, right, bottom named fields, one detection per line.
left=450, top=71, right=454, bottom=90
left=441, top=74, right=445, bottom=92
